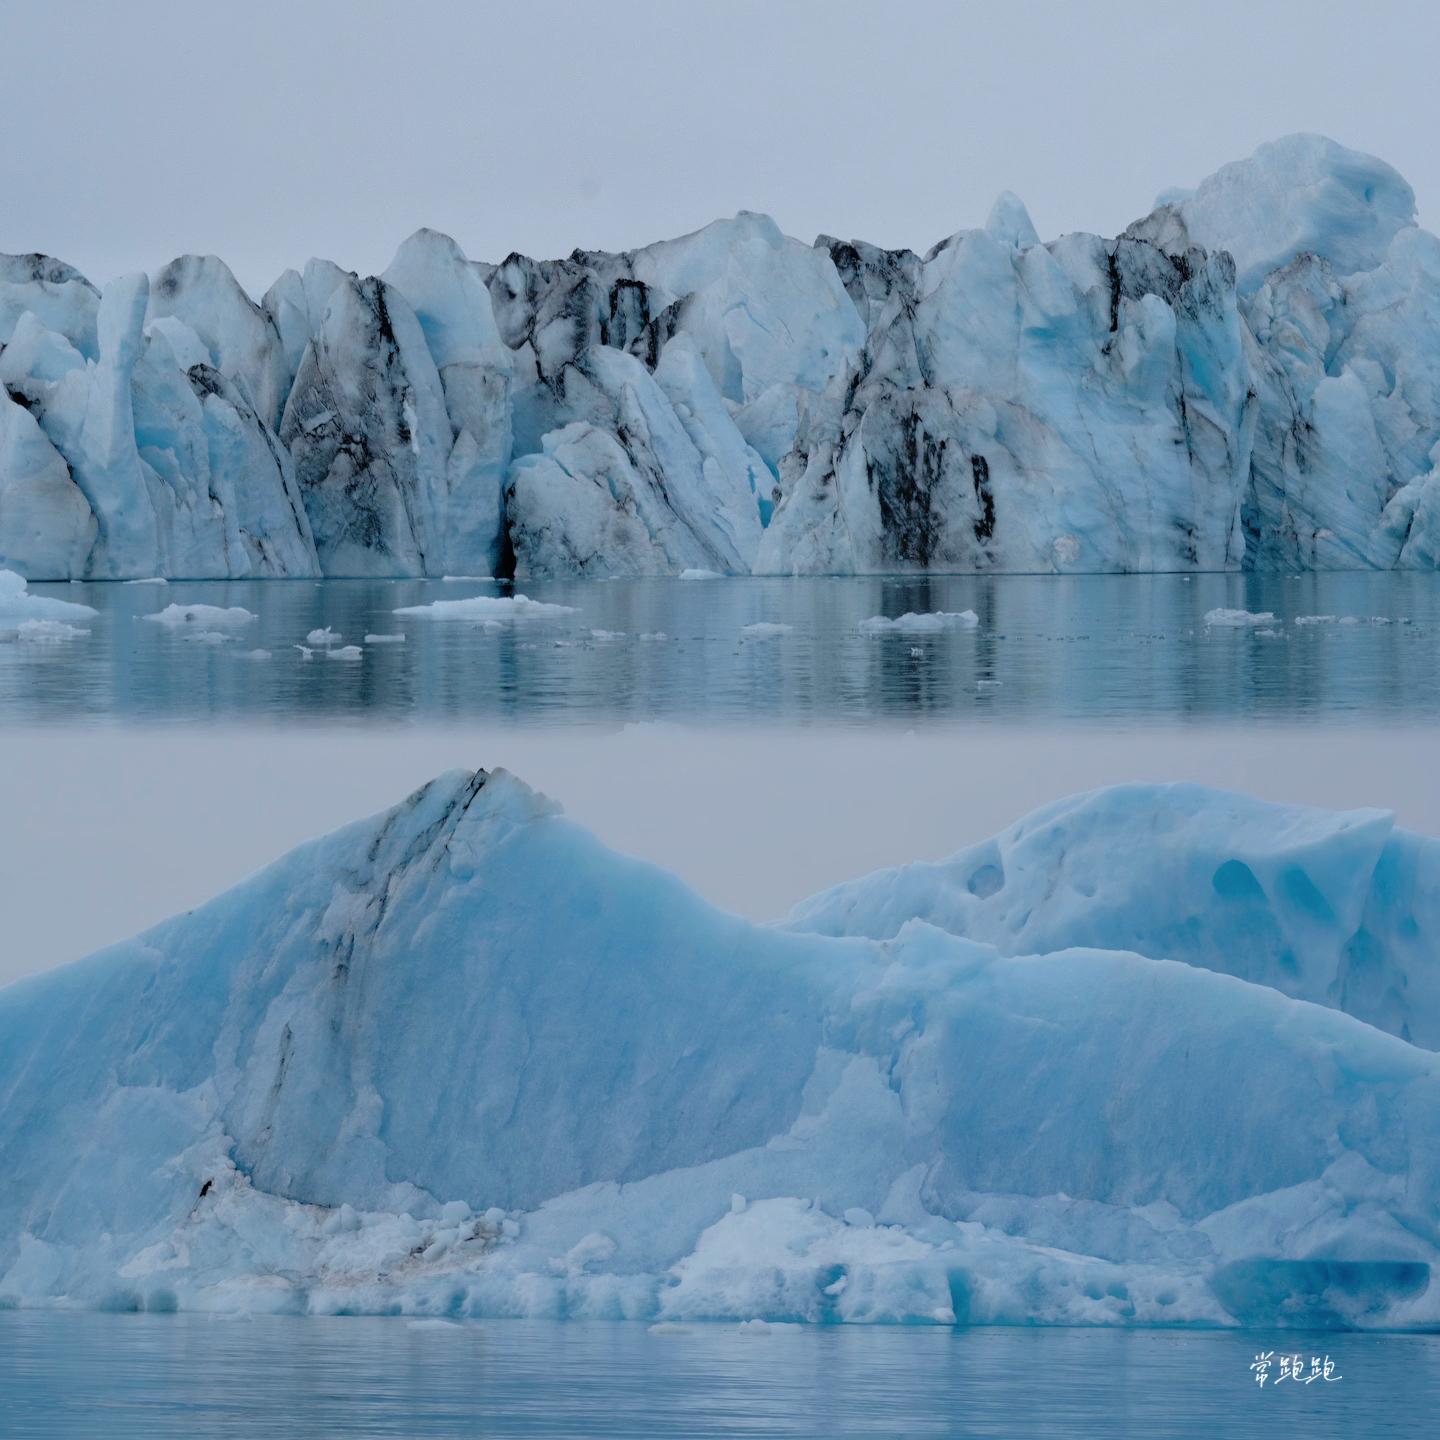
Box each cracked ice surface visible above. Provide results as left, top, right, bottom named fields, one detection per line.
left=6, top=136, right=1440, bottom=578
left=2, top=769, right=1439, bottom=1329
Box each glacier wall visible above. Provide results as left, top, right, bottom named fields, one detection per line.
left=5, top=134, right=1440, bottom=578
left=2, top=770, right=1439, bottom=1328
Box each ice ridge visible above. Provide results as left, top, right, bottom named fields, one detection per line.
left=4, top=134, right=1440, bottom=578
left=1, top=771, right=1438, bottom=1329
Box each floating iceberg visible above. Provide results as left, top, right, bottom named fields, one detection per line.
left=1, top=772, right=1437, bottom=1328
left=141, top=602, right=257, bottom=628
left=392, top=594, right=574, bottom=621
left=0, top=567, right=97, bottom=622
left=1203, top=608, right=1276, bottom=626
left=14, top=618, right=89, bottom=643
left=6, top=134, right=1440, bottom=579
left=858, top=611, right=979, bottom=634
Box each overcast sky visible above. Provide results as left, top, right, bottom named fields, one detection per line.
left=6, top=723, right=1439, bottom=985
left=3, top=0, right=1439, bottom=298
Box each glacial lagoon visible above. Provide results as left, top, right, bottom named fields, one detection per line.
left=3, top=571, right=1440, bottom=726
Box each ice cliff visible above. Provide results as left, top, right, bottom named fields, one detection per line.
left=5, top=134, right=1440, bottom=578
left=2, top=771, right=1439, bottom=1328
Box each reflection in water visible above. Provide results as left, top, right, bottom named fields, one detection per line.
left=3, top=572, right=1440, bottom=725
left=0, top=1313, right=1432, bottom=1439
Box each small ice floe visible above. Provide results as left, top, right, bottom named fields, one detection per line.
left=0, top=569, right=98, bottom=624
left=17, top=619, right=90, bottom=642
left=679, top=568, right=722, bottom=580
left=441, top=576, right=496, bottom=583
left=910, top=647, right=923, bottom=658
left=859, top=610, right=979, bottom=634
left=737, top=1318, right=772, bottom=1334
left=639, top=632, right=668, bottom=641
left=122, top=577, right=167, bottom=585
left=364, top=633, right=405, bottom=644
left=1202, top=608, right=1276, bottom=627
left=1295, top=615, right=1337, bottom=626
left=590, top=629, right=625, bottom=641
left=183, top=631, right=232, bottom=644
left=244, top=649, right=272, bottom=660
left=741, top=622, right=793, bottom=638
left=977, top=678, right=1003, bottom=688
left=406, top=1319, right=463, bottom=1332
left=143, top=602, right=257, bottom=628
left=393, top=595, right=575, bottom=621
left=327, top=646, right=363, bottom=660
left=294, top=644, right=315, bottom=660
left=1254, top=629, right=1282, bottom=638
left=647, top=1322, right=693, bottom=1335
left=306, top=627, right=341, bottom=646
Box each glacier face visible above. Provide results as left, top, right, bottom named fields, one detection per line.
left=2, top=770, right=1439, bottom=1328
left=5, top=134, right=1440, bottom=578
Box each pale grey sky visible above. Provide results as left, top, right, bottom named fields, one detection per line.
left=3, top=0, right=1438, bottom=297
left=5, top=723, right=1440, bottom=986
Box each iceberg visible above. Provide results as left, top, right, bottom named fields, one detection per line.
left=858, top=610, right=979, bottom=634
left=0, top=567, right=97, bottom=623
left=6, top=135, right=1440, bottom=578
left=141, top=601, right=257, bottom=628
left=784, top=782, right=1440, bottom=1050
left=1203, top=608, right=1276, bottom=626
left=392, top=593, right=574, bottom=621
left=1, top=772, right=1438, bottom=1328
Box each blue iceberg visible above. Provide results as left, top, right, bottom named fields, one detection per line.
left=1, top=771, right=1437, bottom=1328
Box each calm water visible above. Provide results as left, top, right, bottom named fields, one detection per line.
left=0, top=1314, right=1432, bottom=1439
left=4, top=572, right=1440, bottom=725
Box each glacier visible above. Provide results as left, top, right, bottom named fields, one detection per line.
left=5, top=134, right=1440, bottom=578
left=1, top=770, right=1438, bottom=1329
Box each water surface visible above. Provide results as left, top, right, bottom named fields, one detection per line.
left=4, top=572, right=1440, bottom=726
left=0, top=1314, right=1431, bottom=1439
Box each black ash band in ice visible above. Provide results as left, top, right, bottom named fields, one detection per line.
left=0, top=770, right=1436, bottom=1326
left=4, top=135, right=1440, bottom=582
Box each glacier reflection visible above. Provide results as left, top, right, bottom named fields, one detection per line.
left=3, top=571, right=1440, bottom=725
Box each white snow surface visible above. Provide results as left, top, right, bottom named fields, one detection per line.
left=2, top=771, right=1439, bottom=1330
left=7, top=136, right=1440, bottom=578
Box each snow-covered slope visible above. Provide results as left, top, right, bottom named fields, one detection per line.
left=2, top=771, right=1438, bottom=1328
left=5, top=134, right=1440, bottom=577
